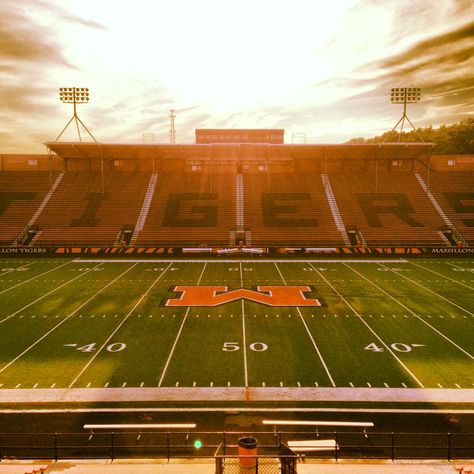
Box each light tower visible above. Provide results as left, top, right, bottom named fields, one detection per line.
left=169, top=109, right=176, bottom=144
left=56, top=87, right=97, bottom=142
left=389, top=87, right=423, bottom=142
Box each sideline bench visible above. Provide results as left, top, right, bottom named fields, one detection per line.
left=287, top=439, right=338, bottom=452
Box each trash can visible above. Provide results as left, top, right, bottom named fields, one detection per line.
left=238, top=437, right=257, bottom=468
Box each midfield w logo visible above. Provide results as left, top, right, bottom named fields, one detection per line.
left=165, top=285, right=324, bottom=307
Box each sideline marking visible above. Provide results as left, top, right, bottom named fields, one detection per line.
left=349, top=264, right=474, bottom=361
left=310, top=263, right=424, bottom=388
left=274, top=262, right=336, bottom=387
left=70, top=263, right=173, bottom=388
left=73, top=258, right=409, bottom=264
left=158, top=262, right=207, bottom=387
left=0, top=264, right=136, bottom=375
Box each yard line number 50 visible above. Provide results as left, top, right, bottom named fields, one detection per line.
left=223, top=342, right=268, bottom=352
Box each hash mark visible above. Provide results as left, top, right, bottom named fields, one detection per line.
left=33, top=383, right=38, bottom=388
left=349, top=382, right=354, bottom=387
left=314, top=382, right=319, bottom=387
left=122, top=382, right=127, bottom=387
left=193, top=381, right=196, bottom=387
left=227, top=381, right=231, bottom=387
left=15, top=383, right=21, bottom=388
left=455, top=383, right=461, bottom=388
left=402, top=383, right=407, bottom=388
left=50, top=383, right=56, bottom=388
left=437, top=383, right=443, bottom=388
left=262, top=382, right=266, bottom=387
left=104, top=382, right=109, bottom=388
left=140, top=382, right=144, bottom=387
left=86, top=382, right=91, bottom=388
left=175, top=382, right=179, bottom=387
left=384, top=383, right=389, bottom=388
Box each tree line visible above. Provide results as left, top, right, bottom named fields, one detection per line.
left=347, top=117, right=474, bottom=154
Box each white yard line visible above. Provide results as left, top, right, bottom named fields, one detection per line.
left=73, top=258, right=409, bottom=264
left=347, top=263, right=474, bottom=361
left=0, top=263, right=137, bottom=374
left=157, top=262, right=208, bottom=387
left=309, top=263, right=425, bottom=388
left=407, top=260, right=474, bottom=291
left=274, top=262, right=336, bottom=387
left=0, top=263, right=103, bottom=325
left=0, top=260, right=72, bottom=295
left=240, top=262, right=249, bottom=387
left=380, top=263, right=474, bottom=315
left=69, top=262, right=173, bottom=388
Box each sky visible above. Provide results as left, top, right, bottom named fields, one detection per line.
left=1, top=0, right=473, bottom=153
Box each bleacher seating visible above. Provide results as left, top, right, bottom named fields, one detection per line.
left=135, top=171, right=236, bottom=246
left=0, top=167, right=471, bottom=248
left=427, top=172, right=474, bottom=245
left=243, top=172, right=346, bottom=246
left=33, top=171, right=150, bottom=246
left=328, top=171, right=446, bottom=246
left=0, top=171, right=56, bottom=244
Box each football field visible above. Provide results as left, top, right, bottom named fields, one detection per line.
left=0, top=257, right=473, bottom=399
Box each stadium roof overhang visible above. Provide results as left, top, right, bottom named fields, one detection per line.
left=44, top=141, right=435, bottom=162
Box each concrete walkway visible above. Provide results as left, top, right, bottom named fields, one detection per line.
left=0, top=386, right=474, bottom=404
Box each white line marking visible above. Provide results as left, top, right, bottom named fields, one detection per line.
left=0, top=260, right=72, bottom=296
left=73, top=258, right=408, bottom=264
left=275, top=262, right=336, bottom=387
left=408, top=261, right=474, bottom=290
left=351, top=264, right=474, bottom=361
left=0, top=264, right=137, bottom=374
left=240, top=262, right=249, bottom=387
left=69, top=262, right=173, bottom=388
left=158, top=262, right=207, bottom=387
left=311, top=263, right=424, bottom=388
left=380, top=263, right=473, bottom=316
left=0, top=263, right=103, bottom=325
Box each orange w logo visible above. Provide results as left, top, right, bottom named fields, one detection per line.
left=166, top=286, right=323, bottom=307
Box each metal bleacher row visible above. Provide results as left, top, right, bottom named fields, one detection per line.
left=0, top=169, right=473, bottom=247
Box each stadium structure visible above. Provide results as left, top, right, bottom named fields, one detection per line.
left=0, top=115, right=473, bottom=472
left=0, top=129, right=473, bottom=252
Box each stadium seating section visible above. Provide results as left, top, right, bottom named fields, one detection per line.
left=0, top=168, right=472, bottom=248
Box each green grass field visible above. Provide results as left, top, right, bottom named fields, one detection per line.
left=0, top=257, right=473, bottom=392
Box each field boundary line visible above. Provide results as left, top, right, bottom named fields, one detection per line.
left=274, top=262, right=336, bottom=387
left=0, top=387, right=472, bottom=403
left=0, top=263, right=103, bottom=325
left=70, top=263, right=173, bottom=388
left=349, top=263, right=474, bottom=361
left=158, top=262, right=208, bottom=387
left=379, top=263, right=473, bottom=315
left=0, top=263, right=137, bottom=374
left=407, top=260, right=474, bottom=290
left=73, top=258, right=409, bottom=264
left=309, top=263, right=425, bottom=388
left=0, top=260, right=72, bottom=296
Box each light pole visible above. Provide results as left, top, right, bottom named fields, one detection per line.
left=389, top=87, right=423, bottom=142
left=56, top=87, right=97, bottom=142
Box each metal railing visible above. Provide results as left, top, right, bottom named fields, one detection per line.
left=0, top=431, right=472, bottom=462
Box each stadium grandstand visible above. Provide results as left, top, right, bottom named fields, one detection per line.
left=0, top=135, right=472, bottom=252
